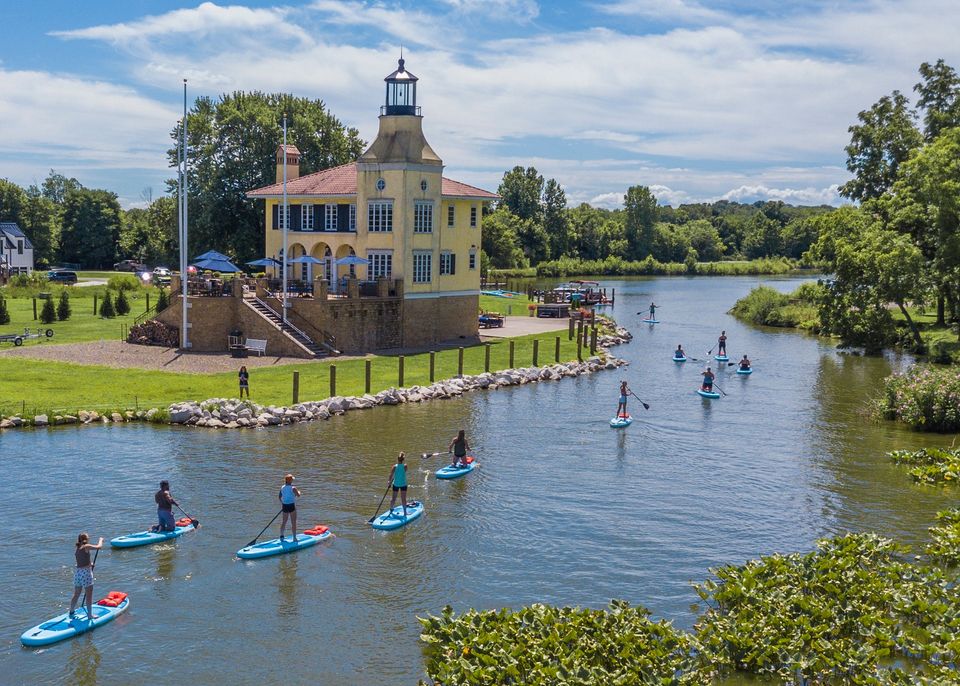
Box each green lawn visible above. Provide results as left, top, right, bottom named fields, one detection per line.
left=479, top=292, right=537, bottom=316
left=0, top=290, right=155, bottom=344
left=0, top=330, right=593, bottom=416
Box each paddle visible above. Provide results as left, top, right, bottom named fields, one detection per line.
left=629, top=390, right=650, bottom=410
left=246, top=510, right=282, bottom=547
left=712, top=381, right=728, bottom=396
left=367, top=484, right=392, bottom=523
left=421, top=450, right=447, bottom=459
left=175, top=503, right=200, bottom=528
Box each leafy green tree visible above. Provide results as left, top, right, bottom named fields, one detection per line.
left=20, top=186, right=59, bottom=266
left=566, top=204, right=608, bottom=260
left=60, top=188, right=122, bottom=268
left=742, top=211, right=783, bottom=258
left=0, top=294, right=9, bottom=325
left=56, top=290, right=71, bottom=321
left=41, top=170, right=82, bottom=205
left=39, top=296, right=56, bottom=324
left=155, top=287, right=170, bottom=313
left=0, top=179, right=26, bottom=224
left=170, top=92, right=365, bottom=262
left=542, top=179, right=568, bottom=258
left=480, top=207, right=526, bottom=268
left=623, top=185, right=657, bottom=260
left=99, top=290, right=115, bottom=318
left=596, top=215, right=627, bottom=259
left=652, top=222, right=688, bottom=263
left=120, top=196, right=178, bottom=266
left=840, top=91, right=922, bottom=201
left=114, top=288, right=130, bottom=316
left=914, top=59, right=960, bottom=141
left=683, top=219, right=724, bottom=262
left=497, top=166, right=544, bottom=223
left=781, top=217, right=819, bottom=259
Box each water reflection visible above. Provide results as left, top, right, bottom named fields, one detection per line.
left=66, top=638, right=101, bottom=686
left=276, top=554, right=299, bottom=618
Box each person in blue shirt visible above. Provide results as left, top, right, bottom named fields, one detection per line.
left=278, top=474, right=301, bottom=542
left=387, top=453, right=409, bottom=518
left=616, top=380, right=630, bottom=418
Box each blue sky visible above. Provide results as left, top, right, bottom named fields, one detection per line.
left=1, top=0, right=959, bottom=208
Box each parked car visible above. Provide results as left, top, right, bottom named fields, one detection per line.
left=153, top=267, right=171, bottom=276
left=114, top=259, right=147, bottom=272
left=47, top=270, right=78, bottom=284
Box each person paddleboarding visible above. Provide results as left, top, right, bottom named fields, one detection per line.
left=278, top=474, right=301, bottom=542
left=674, top=344, right=686, bottom=360
left=387, top=453, right=409, bottom=519
left=739, top=354, right=752, bottom=370
left=448, top=429, right=471, bottom=468
left=69, top=533, right=104, bottom=620
left=701, top=367, right=716, bottom=391
left=616, top=380, right=631, bottom=417
left=717, top=331, right=727, bottom=356
left=152, top=480, right=179, bottom=533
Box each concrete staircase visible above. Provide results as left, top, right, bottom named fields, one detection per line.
left=245, top=298, right=338, bottom=357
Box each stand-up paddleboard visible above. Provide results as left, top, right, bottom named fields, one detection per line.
left=21, top=593, right=129, bottom=647
left=697, top=388, right=721, bottom=399
left=610, top=414, right=633, bottom=428
left=673, top=356, right=687, bottom=363
left=111, top=519, right=195, bottom=548
left=436, top=457, right=476, bottom=480
left=714, top=355, right=729, bottom=362
left=370, top=501, right=424, bottom=531
left=641, top=319, right=659, bottom=324
left=737, top=367, right=753, bottom=375
left=237, top=526, right=332, bottom=560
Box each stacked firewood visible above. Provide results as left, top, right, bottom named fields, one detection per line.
left=127, top=319, right=179, bottom=347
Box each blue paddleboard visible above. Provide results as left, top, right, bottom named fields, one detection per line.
left=610, top=415, right=633, bottom=428
left=371, top=501, right=424, bottom=531
left=436, top=461, right=476, bottom=479
left=673, top=356, right=687, bottom=362
left=737, top=367, right=753, bottom=375
left=714, top=355, right=729, bottom=362
left=237, top=530, right=332, bottom=559
left=111, top=523, right=195, bottom=548
left=697, top=388, right=721, bottom=399
left=642, top=319, right=659, bottom=324
left=21, top=597, right=130, bottom=647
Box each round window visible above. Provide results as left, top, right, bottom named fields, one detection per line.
left=376, top=178, right=386, bottom=191
left=420, top=179, right=428, bottom=192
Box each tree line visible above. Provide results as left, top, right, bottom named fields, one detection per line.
left=483, top=167, right=834, bottom=271
left=808, top=59, right=960, bottom=350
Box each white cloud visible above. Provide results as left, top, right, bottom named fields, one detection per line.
left=439, top=0, right=539, bottom=21
left=721, top=184, right=841, bottom=205
left=310, top=1, right=453, bottom=47
left=587, top=192, right=624, bottom=209
left=596, top=0, right=726, bottom=23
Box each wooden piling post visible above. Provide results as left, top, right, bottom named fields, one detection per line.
left=365, top=360, right=371, bottom=394
left=430, top=352, right=436, bottom=382
left=568, top=317, right=574, bottom=340
left=93, top=294, right=97, bottom=315
left=555, top=336, right=561, bottom=362
left=533, top=339, right=539, bottom=366
left=293, top=371, right=300, bottom=404
left=577, top=334, right=583, bottom=362
left=32, top=298, right=37, bottom=320
left=590, top=326, right=597, bottom=354
left=484, top=343, right=491, bottom=372
left=329, top=365, right=336, bottom=397
left=146, top=293, right=150, bottom=311
left=509, top=341, right=515, bottom=368
left=398, top=355, right=404, bottom=387
left=458, top=347, right=464, bottom=377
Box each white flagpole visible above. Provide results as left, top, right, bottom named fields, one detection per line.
left=177, top=115, right=183, bottom=343
left=181, top=79, right=190, bottom=348
left=282, top=112, right=288, bottom=324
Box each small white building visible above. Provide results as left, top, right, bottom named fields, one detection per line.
left=0, top=222, right=34, bottom=276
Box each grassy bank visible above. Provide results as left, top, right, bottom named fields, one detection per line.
left=478, top=292, right=537, bottom=316
left=729, top=283, right=821, bottom=330
left=0, top=329, right=595, bottom=417
left=536, top=255, right=800, bottom=277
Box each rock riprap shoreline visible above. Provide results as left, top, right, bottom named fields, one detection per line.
left=1, top=326, right=632, bottom=431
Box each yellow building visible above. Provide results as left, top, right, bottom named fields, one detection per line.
left=247, top=59, right=497, bottom=348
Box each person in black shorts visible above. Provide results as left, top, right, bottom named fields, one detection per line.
left=447, top=429, right=471, bottom=468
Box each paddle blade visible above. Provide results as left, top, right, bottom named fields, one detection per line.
left=190, top=519, right=200, bottom=529
left=642, top=402, right=650, bottom=410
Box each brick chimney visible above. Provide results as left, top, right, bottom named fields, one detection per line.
left=275, top=144, right=301, bottom=184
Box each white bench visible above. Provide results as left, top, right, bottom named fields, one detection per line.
left=245, top=339, right=267, bottom=356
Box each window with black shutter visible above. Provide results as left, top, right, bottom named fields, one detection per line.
left=338, top=204, right=350, bottom=231
left=290, top=204, right=302, bottom=231
left=272, top=204, right=279, bottom=230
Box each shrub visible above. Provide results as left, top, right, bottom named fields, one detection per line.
left=56, top=290, right=71, bottom=321
left=0, top=294, right=9, bottom=325
left=39, top=296, right=56, bottom=324
left=730, top=285, right=789, bottom=325
left=878, top=365, right=960, bottom=432
left=99, top=290, right=115, bottom=318
left=107, top=274, right=140, bottom=292
left=155, top=287, right=169, bottom=313
left=114, top=289, right=130, bottom=316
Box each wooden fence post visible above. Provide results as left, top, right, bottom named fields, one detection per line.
left=33, top=298, right=37, bottom=320
left=568, top=317, right=574, bottom=340
left=533, top=339, right=539, bottom=366
left=577, top=333, right=582, bottom=361
left=590, top=326, right=597, bottom=354
left=292, top=371, right=300, bottom=404
left=399, top=355, right=404, bottom=387
left=365, top=360, right=371, bottom=394
left=93, top=295, right=98, bottom=315
left=458, top=347, right=464, bottom=377
left=329, top=365, right=336, bottom=397
left=509, top=341, right=515, bottom=368
left=429, top=352, right=435, bottom=382
left=146, top=293, right=150, bottom=311
left=555, top=336, right=561, bottom=362
left=484, top=343, right=491, bottom=372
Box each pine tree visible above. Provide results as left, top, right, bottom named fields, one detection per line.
left=39, top=296, right=56, bottom=324
left=57, top=290, right=71, bottom=321
left=0, top=294, right=9, bottom=325
left=155, top=287, right=169, bottom=312
left=115, top=288, right=130, bottom=316
left=99, top=290, right=115, bottom=318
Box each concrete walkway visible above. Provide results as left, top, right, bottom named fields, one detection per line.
left=480, top=315, right=568, bottom=339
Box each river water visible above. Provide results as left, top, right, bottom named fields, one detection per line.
left=2, top=275, right=956, bottom=685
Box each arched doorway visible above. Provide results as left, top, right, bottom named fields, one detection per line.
left=310, top=242, right=333, bottom=287
left=287, top=242, right=307, bottom=281
left=335, top=244, right=359, bottom=286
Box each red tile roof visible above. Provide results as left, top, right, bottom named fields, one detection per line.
left=246, top=162, right=498, bottom=200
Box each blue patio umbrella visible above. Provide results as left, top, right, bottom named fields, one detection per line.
left=246, top=257, right=282, bottom=267
left=193, top=250, right=232, bottom=263
left=334, top=255, right=369, bottom=266
left=286, top=255, right=325, bottom=264
left=193, top=257, right=241, bottom=272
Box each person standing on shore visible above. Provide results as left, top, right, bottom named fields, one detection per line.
left=448, top=430, right=471, bottom=468
left=387, top=453, right=409, bottom=519
left=153, top=480, right=179, bottom=532
left=238, top=366, right=250, bottom=398
left=278, top=474, right=301, bottom=542
left=69, top=533, right=103, bottom=620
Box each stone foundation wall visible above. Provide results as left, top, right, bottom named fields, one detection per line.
left=402, top=294, right=479, bottom=348
left=287, top=298, right=402, bottom=354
